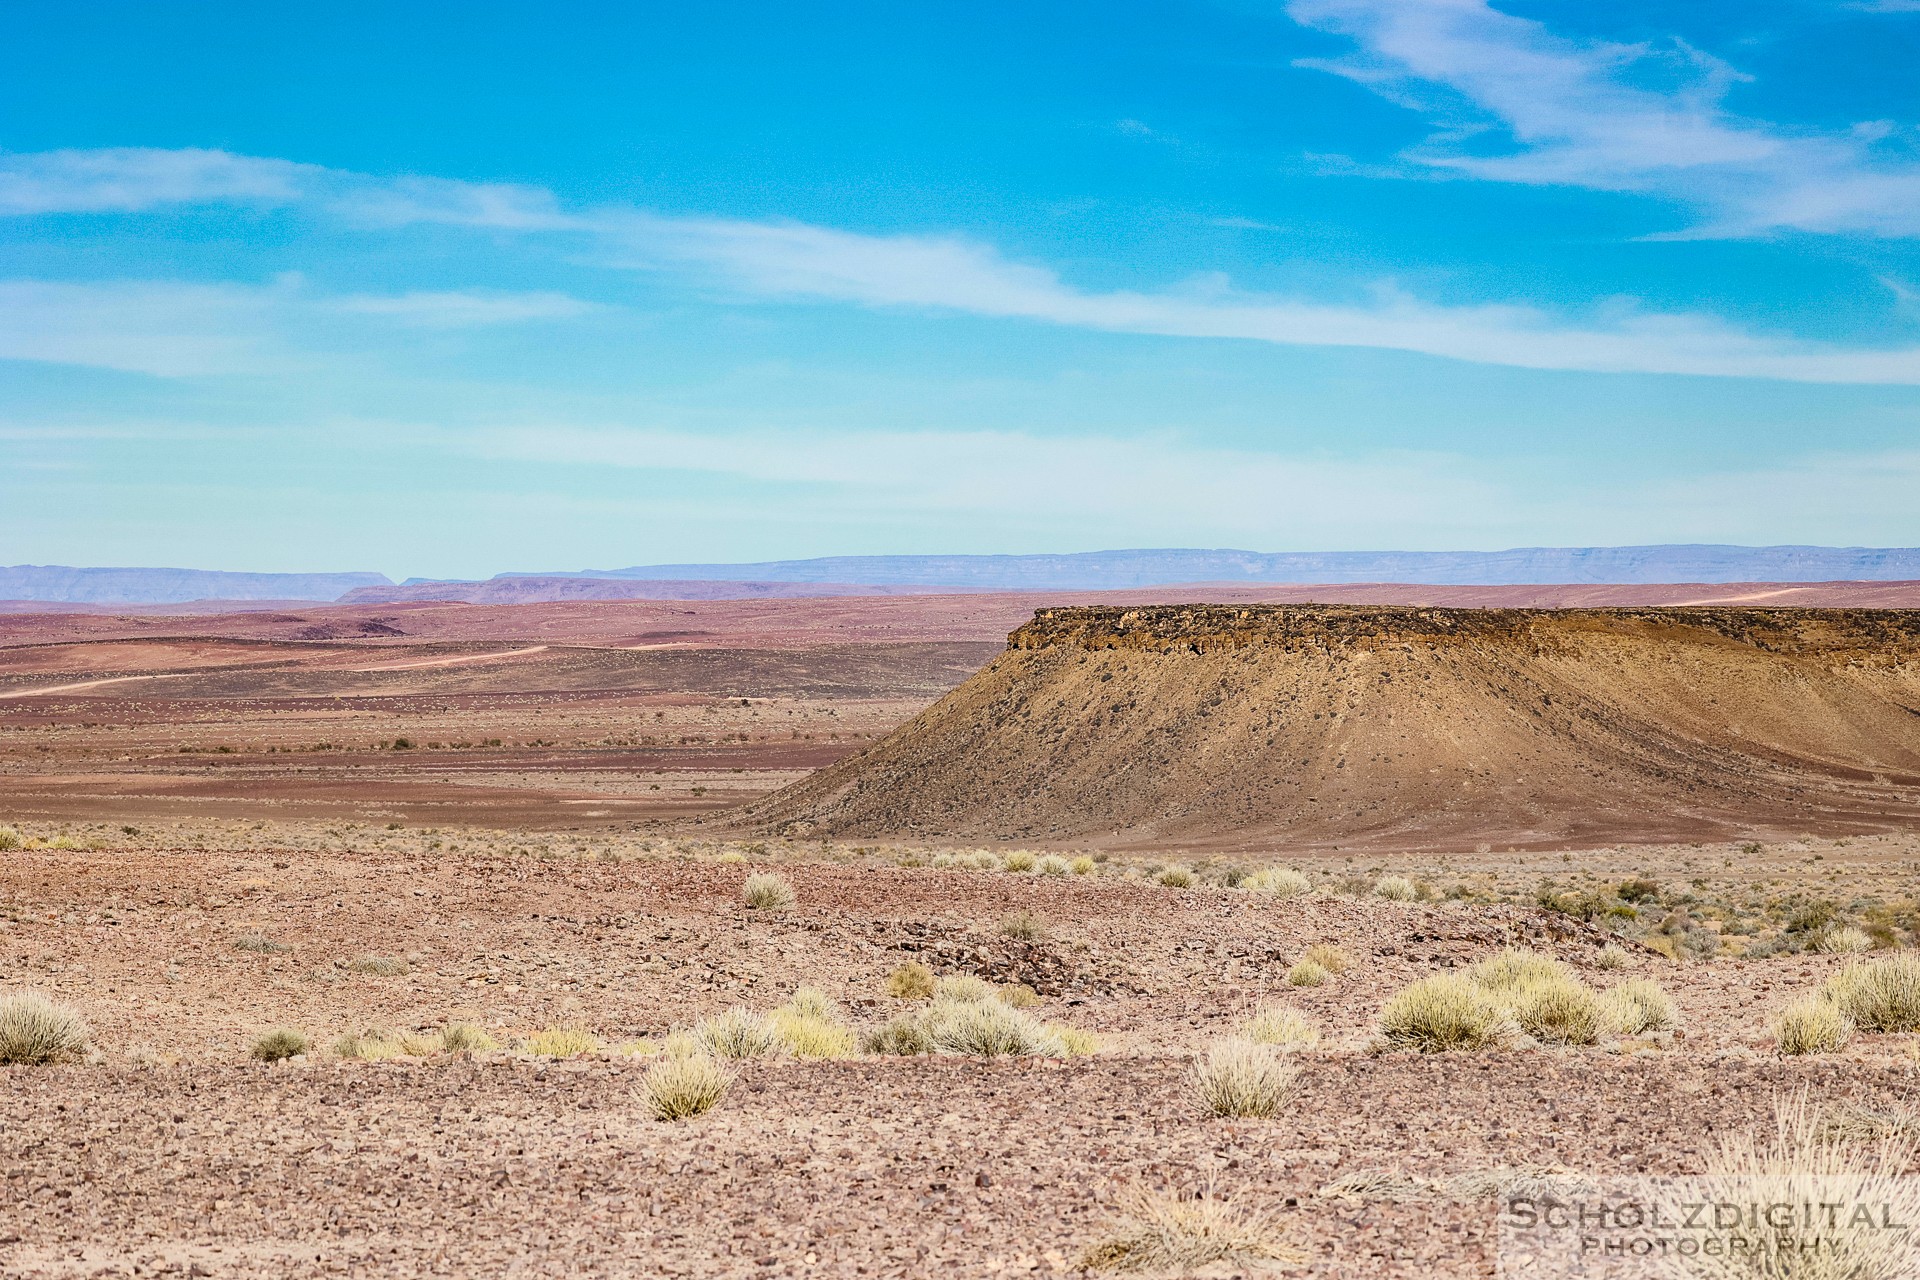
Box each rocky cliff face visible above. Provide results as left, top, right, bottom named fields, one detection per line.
left=753, top=605, right=1920, bottom=851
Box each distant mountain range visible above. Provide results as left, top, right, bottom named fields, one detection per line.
left=0, top=565, right=392, bottom=605
left=9, top=545, right=1920, bottom=605
left=508, top=545, right=1920, bottom=589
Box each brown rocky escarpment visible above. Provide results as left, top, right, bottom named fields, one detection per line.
left=754, top=605, right=1920, bottom=850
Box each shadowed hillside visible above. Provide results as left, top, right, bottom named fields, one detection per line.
left=752, top=605, right=1920, bottom=851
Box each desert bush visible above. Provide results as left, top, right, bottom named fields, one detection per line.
left=1242, top=867, right=1311, bottom=897
left=1157, top=865, right=1195, bottom=888
left=1813, top=926, right=1873, bottom=955
left=1070, top=856, right=1097, bottom=876
left=922, top=996, right=1065, bottom=1056
left=250, top=1026, right=309, bottom=1062
left=642, top=1053, right=734, bottom=1121
left=235, top=933, right=291, bottom=954
left=1378, top=975, right=1515, bottom=1052
left=695, top=1006, right=782, bottom=1059
left=769, top=987, right=857, bottom=1059
left=1035, top=855, right=1071, bottom=877
left=1052, top=1026, right=1101, bottom=1056
left=438, top=1022, right=497, bottom=1053
left=1001, top=850, right=1036, bottom=873
left=1508, top=977, right=1603, bottom=1045
left=1469, top=949, right=1572, bottom=994
left=1773, top=998, right=1853, bottom=1056
left=963, top=851, right=1000, bottom=871
left=1189, top=1039, right=1299, bottom=1118
left=1682, top=1091, right=1920, bottom=1279
left=346, top=954, right=407, bottom=976
left=929, top=852, right=957, bottom=869
left=999, top=909, right=1047, bottom=941
left=1241, top=1006, right=1319, bottom=1051
left=741, top=872, right=795, bottom=911
left=1599, top=978, right=1678, bottom=1035
left=1301, top=944, right=1350, bottom=973
left=0, top=826, right=20, bottom=851
left=861, top=1015, right=937, bottom=1055
left=527, top=1026, right=602, bottom=1058
left=884, top=961, right=935, bottom=1000
left=333, top=1030, right=407, bottom=1061
left=1594, top=943, right=1632, bottom=971
left=0, top=991, right=90, bottom=1065
left=1615, top=877, right=1661, bottom=903
left=1286, top=959, right=1330, bottom=987
left=1375, top=875, right=1417, bottom=902
left=998, top=982, right=1042, bottom=1008
left=1082, top=1182, right=1298, bottom=1273
left=1822, top=953, right=1920, bottom=1032
left=932, top=974, right=996, bottom=1003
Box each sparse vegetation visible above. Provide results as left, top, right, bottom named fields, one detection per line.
left=1599, top=978, right=1678, bottom=1035
left=884, top=961, right=936, bottom=1000
left=1593, top=943, right=1632, bottom=970
left=438, top=1022, right=498, bottom=1053
left=768, top=986, right=857, bottom=1058
left=1190, top=1039, right=1298, bottom=1118
left=1822, top=953, right=1920, bottom=1032
left=1001, top=850, right=1036, bottom=873
left=742, top=872, right=795, bottom=911
left=695, top=1007, right=782, bottom=1059
left=1242, top=866, right=1311, bottom=897
left=862, top=983, right=1087, bottom=1058
left=0, top=990, right=90, bottom=1065
left=527, top=1026, right=602, bottom=1058
left=1240, top=1006, right=1319, bottom=1051
left=0, top=826, right=22, bottom=851
left=641, top=1052, right=734, bottom=1121
left=1156, top=864, right=1195, bottom=888
left=1034, top=854, right=1071, bottom=876
left=1286, top=959, right=1330, bottom=987
left=235, top=933, right=291, bottom=954
left=1083, top=1182, right=1299, bottom=1274
left=1070, top=855, right=1097, bottom=876
left=250, top=1026, right=310, bottom=1061
left=346, top=954, right=407, bottom=976
left=1773, top=998, right=1852, bottom=1056
left=932, top=974, right=996, bottom=1003
left=1374, top=875, right=1417, bottom=902
left=999, top=909, right=1047, bottom=941
left=1300, top=944, right=1350, bottom=973
left=1378, top=974, right=1515, bottom=1053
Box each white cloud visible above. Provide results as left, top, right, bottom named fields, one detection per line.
left=0, top=147, right=317, bottom=216
left=329, top=289, right=597, bottom=326
left=0, top=278, right=598, bottom=375
left=1287, top=0, right=1920, bottom=237
left=7, top=146, right=1920, bottom=383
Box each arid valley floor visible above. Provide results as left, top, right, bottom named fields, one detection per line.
left=7, top=588, right=1920, bottom=1278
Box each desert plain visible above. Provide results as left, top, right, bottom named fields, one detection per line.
left=7, top=585, right=1920, bottom=1279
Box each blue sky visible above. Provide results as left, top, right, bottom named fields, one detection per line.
left=4, top=0, right=1920, bottom=577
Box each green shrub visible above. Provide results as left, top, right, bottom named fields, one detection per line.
left=1773, top=998, right=1852, bottom=1056
left=1378, top=975, right=1515, bottom=1052
left=1286, top=959, right=1329, bottom=987
left=1599, top=979, right=1677, bottom=1034
left=1822, top=954, right=1920, bottom=1032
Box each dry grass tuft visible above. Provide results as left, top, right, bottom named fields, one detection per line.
left=641, top=1052, right=734, bottom=1121
left=1375, top=875, right=1417, bottom=902
left=438, top=1022, right=498, bottom=1054
left=249, top=1026, right=309, bottom=1061
left=1469, top=949, right=1572, bottom=994
left=866, top=987, right=1075, bottom=1057
left=1035, top=854, right=1072, bottom=877
left=1773, top=998, right=1853, bottom=1056
left=1190, top=1038, right=1300, bottom=1118
left=0, top=990, right=90, bottom=1065
left=1286, top=959, right=1330, bottom=987
left=1599, top=978, right=1677, bottom=1034
left=769, top=988, right=857, bottom=1059
left=1378, top=974, right=1516, bottom=1052
left=1594, top=943, right=1632, bottom=971
left=1070, top=856, right=1097, bottom=876
left=1813, top=925, right=1874, bottom=955
left=1821, top=953, right=1920, bottom=1032
left=1301, top=943, right=1350, bottom=973
left=527, top=1026, right=602, bottom=1058
left=1242, top=866, right=1311, bottom=897
left=1000, top=850, right=1036, bottom=873
left=1082, top=1182, right=1301, bottom=1273
left=1156, top=865, right=1195, bottom=888
left=1508, top=977, right=1603, bottom=1045
left=741, top=872, right=795, bottom=911
left=999, top=909, right=1048, bottom=941
left=1241, top=1006, right=1320, bottom=1050
left=861, top=1015, right=937, bottom=1055
left=333, top=1030, right=408, bottom=1061
left=884, top=961, right=935, bottom=1000
left=695, top=1006, right=783, bottom=1059
left=932, top=974, right=996, bottom=1003
left=235, top=933, right=291, bottom=954
left=0, top=826, right=20, bottom=851
left=346, top=954, right=408, bottom=976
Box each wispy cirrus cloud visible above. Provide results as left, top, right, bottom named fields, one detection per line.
left=7, top=146, right=1920, bottom=383
left=1286, top=0, right=1920, bottom=237
left=0, top=147, right=317, bottom=215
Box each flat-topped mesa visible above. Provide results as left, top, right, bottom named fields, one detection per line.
left=1007, top=603, right=1920, bottom=657
left=755, top=603, right=1920, bottom=850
